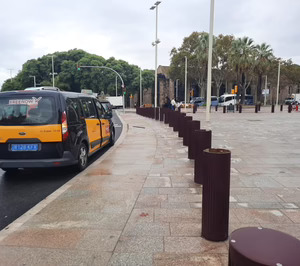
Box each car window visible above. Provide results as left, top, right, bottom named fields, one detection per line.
left=67, top=98, right=82, bottom=123
left=94, top=100, right=104, bottom=117
left=80, top=98, right=97, bottom=118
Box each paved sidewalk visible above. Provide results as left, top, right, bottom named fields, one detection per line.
left=0, top=110, right=299, bottom=265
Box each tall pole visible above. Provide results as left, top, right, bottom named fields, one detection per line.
left=115, top=76, right=118, bottom=96
left=154, top=5, right=159, bottom=108
left=264, top=75, right=267, bottom=106
left=8, top=69, right=14, bottom=82
left=51, top=56, right=55, bottom=87
left=140, top=68, right=143, bottom=106
left=176, top=79, right=179, bottom=99
left=30, top=75, right=36, bottom=87
left=184, top=56, right=187, bottom=110
left=206, top=0, right=215, bottom=122
left=276, top=60, right=281, bottom=108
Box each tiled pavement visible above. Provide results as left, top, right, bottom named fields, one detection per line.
left=0, top=107, right=299, bottom=265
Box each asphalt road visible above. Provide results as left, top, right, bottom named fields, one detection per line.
left=0, top=111, right=122, bottom=231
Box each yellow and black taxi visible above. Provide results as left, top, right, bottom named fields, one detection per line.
left=0, top=88, right=115, bottom=172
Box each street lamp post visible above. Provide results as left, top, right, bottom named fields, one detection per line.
left=150, top=1, right=161, bottom=108
left=140, top=68, right=143, bottom=107
left=176, top=79, right=179, bottom=99
left=29, top=75, right=36, bottom=87
left=115, top=76, right=118, bottom=96
left=184, top=56, right=187, bottom=110
left=48, top=55, right=57, bottom=87
left=206, top=0, right=215, bottom=122
left=276, top=60, right=281, bottom=108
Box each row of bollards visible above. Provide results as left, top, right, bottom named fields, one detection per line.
left=136, top=106, right=231, bottom=242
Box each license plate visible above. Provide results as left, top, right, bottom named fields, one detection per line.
left=11, top=144, right=39, bottom=152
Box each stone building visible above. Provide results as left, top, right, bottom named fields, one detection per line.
left=157, top=65, right=175, bottom=107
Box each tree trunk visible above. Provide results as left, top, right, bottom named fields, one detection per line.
left=256, top=74, right=263, bottom=104
left=241, top=72, right=246, bottom=104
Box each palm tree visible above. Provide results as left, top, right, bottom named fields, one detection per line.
left=253, top=43, right=274, bottom=103
left=229, top=37, right=256, bottom=104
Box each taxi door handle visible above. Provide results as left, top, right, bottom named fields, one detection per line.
left=96, top=123, right=100, bottom=126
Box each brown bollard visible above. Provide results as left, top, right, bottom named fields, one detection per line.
left=155, top=108, right=160, bottom=120
left=169, top=110, right=175, bottom=128
left=184, top=120, right=200, bottom=147
left=159, top=108, right=164, bottom=121
left=164, top=109, right=170, bottom=124
left=201, top=148, right=231, bottom=242
left=193, top=104, right=197, bottom=113
left=173, top=111, right=180, bottom=132
left=223, top=106, right=226, bottom=113
left=182, top=116, right=193, bottom=145
left=280, top=105, right=283, bottom=112
left=288, top=104, right=292, bottom=113
left=194, top=130, right=212, bottom=184
left=271, top=105, right=275, bottom=113
left=255, top=105, right=258, bottom=113
left=178, top=113, right=187, bottom=138
left=188, top=121, right=201, bottom=159
left=239, top=105, right=242, bottom=113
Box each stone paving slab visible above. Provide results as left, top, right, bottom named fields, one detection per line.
left=0, top=110, right=299, bottom=265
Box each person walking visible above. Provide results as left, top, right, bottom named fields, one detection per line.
left=171, top=98, right=176, bottom=111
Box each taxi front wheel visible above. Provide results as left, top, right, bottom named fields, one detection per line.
left=77, top=143, right=88, bottom=171
left=109, top=129, right=115, bottom=146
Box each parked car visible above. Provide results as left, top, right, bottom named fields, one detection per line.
left=0, top=89, right=115, bottom=172
left=285, top=97, right=296, bottom=105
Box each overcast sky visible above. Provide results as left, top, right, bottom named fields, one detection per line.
left=1, top=0, right=300, bottom=89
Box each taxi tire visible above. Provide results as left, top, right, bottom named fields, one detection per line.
left=109, top=129, right=115, bottom=146
left=77, top=143, right=88, bottom=171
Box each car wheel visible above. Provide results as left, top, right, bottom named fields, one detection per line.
left=77, top=143, right=88, bottom=171
left=110, top=128, right=115, bottom=146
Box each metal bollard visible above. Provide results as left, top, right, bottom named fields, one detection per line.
left=188, top=121, right=201, bottom=159
left=160, top=108, right=164, bottom=121
left=164, top=109, right=170, bottom=124
left=173, top=111, right=180, bottom=132
left=288, top=104, right=292, bottom=113
left=271, top=105, right=275, bottom=113
left=201, top=148, right=231, bottom=242
left=215, top=105, right=218, bottom=112
left=155, top=108, right=159, bottom=120
left=223, top=106, right=226, bottom=113
left=182, top=116, right=193, bottom=146
left=258, top=104, right=261, bottom=111
left=194, top=130, right=212, bottom=184
left=178, top=113, right=187, bottom=138
left=193, top=104, right=197, bottom=114
left=280, top=105, right=283, bottom=112
left=239, top=105, right=242, bottom=113
left=236, top=104, right=239, bottom=112
left=255, top=105, right=258, bottom=113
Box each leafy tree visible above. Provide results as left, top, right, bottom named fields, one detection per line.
left=253, top=43, right=274, bottom=103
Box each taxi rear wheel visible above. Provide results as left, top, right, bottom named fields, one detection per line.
left=77, top=143, right=88, bottom=171
left=109, top=129, right=115, bottom=146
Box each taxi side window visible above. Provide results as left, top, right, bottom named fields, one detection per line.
left=67, top=98, right=82, bottom=124
left=95, top=100, right=104, bottom=118
left=81, top=98, right=97, bottom=118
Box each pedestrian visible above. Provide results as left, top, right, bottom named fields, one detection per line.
left=171, top=98, right=176, bottom=111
